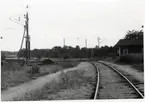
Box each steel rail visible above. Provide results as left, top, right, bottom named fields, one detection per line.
left=90, top=62, right=100, bottom=99
left=98, top=61, right=144, bottom=98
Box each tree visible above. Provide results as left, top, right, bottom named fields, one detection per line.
left=1, top=54, right=5, bottom=60
left=125, top=30, right=143, bottom=40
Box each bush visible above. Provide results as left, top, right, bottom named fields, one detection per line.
left=1, top=61, right=3, bottom=66
left=119, top=54, right=143, bottom=63
left=42, top=59, right=54, bottom=65
left=1, top=54, right=6, bottom=60
left=27, top=65, right=40, bottom=74
left=1, top=62, right=29, bottom=91
left=60, top=61, right=79, bottom=69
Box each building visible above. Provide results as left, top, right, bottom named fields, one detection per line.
left=115, top=39, right=143, bottom=56
left=114, top=31, right=143, bottom=62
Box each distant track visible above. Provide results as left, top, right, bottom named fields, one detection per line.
left=91, top=61, right=144, bottom=99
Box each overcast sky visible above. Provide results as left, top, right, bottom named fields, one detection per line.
left=0, top=0, right=145, bottom=51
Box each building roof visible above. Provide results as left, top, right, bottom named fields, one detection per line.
left=115, top=39, right=143, bottom=47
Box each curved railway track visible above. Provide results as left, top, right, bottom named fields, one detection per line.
left=91, top=61, right=144, bottom=99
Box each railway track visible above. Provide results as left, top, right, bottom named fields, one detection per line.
left=91, top=61, right=144, bottom=99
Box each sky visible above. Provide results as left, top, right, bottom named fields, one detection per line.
left=0, top=0, right=145, bottom=51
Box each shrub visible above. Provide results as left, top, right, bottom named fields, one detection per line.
left=27, top=65, right=40, bottom=74
left=1, top=62, right=29, bottom=91
left=60, top=61, right=79, bottom=69
left=119, top=54, right=143, bottom=63
left=1, top=61, right=3, bottom=66
left=42, top=59, right=54, bottom=65
left=1, top=54, right=6, bottom=60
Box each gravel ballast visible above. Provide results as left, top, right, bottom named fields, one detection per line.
left=99, top=61, right=144, bottom=96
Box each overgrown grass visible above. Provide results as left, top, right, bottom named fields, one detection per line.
left=102, top=57, right=144, bottom=72
left=12, top=69, right=95, bottom=100
left=58, top=61, right=80, bottom=69
left=1, top=63, right=61, bottom=91
left=41, top=70, right=95, bottom=100
left=1, top=61, right=80, bottom=91
left=115, top=54, right=143, bottom=64
left=131, top=64, right=144, bottom=72
left=1, top=62, right=30, bottom=91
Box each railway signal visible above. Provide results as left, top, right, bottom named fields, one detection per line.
left=9, top=5, right=31, bottom=63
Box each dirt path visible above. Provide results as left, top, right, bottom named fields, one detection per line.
left=1, top=62, right=96, bottom=101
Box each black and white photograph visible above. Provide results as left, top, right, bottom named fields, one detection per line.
left=0, top=0, right=144, bottom=101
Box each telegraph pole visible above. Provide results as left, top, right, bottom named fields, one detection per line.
left=25, top=5, right=30, bottom=63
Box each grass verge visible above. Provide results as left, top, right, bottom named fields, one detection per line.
left=1, top=61, right=80, bottom=91
left=12, top=67, right=96, bottom=100
left=102, top=57, right=144, bottom=72
left=131, top=64, right=144, bottom=72
left=58, top=61, right=80, bottom=69
left=1, top=62, right=30, bottom=91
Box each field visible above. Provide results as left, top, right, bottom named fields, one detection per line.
left=1, top=61, right=79, bottom=91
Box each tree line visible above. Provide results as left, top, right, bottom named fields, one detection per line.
left=17, top=29, right=143, bottom=59
left=3, top=29, right=142, bottom=60
left=18, top=45, right=116, bottom=59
